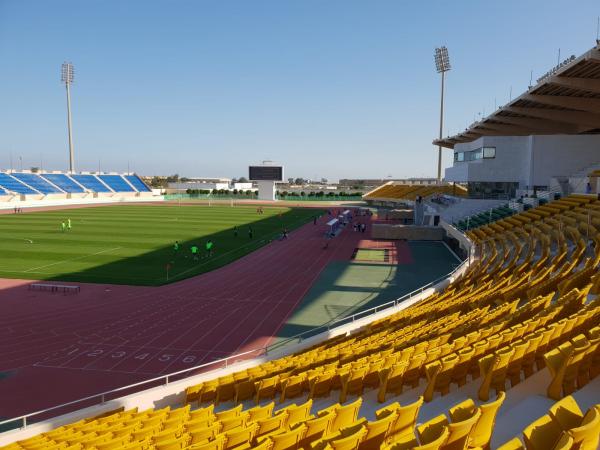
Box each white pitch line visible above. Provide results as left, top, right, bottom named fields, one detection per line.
left=24, top=247, right=122, bottom=273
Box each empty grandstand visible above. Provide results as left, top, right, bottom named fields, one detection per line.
left=0, top=172, right=156, bottom=209
left=363, top=182, right=468, bottom=203
left=0, top=194, right=598, bottom=449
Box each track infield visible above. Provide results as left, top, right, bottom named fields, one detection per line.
left=0, top=204, right=320, bottom=286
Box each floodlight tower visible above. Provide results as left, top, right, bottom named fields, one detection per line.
left=61, top=62, right=75, bottom=173
left=434, top=46, right=451, bottom=183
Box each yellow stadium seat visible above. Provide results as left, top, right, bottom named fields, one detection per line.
left=363, top=359, right=385, bottom=389
left=466, top=391, right=505, bottom=450
left=377, top=362, right=409, bottom=403
left=187, top=423, right=222, bottom=444
left=256, top=413, right=289, bottom=438
left=340, top=367, right=368, bottom=403
left=220, top=412, right=249, bottom=432
left=309, top=371, right=336, bottom=399
left=567, top=406, right=600, bottom=450
left=424, top=353, right=459, bottom=402
left=299, top=412, right=336, bottom=448
left=280, top=374, right=308, bottom=403
left=328, top=426, right=367, bottom=450
left=189, top=405, right=215, bottom=422
left=94, top=435, right=134, bottom=450
left=375, top=396, right=423, bottom=443
left=215, top=404, right=243, bottom=421
left=276, top=399, right=313, bottom=428
left=450, top=347, right=475, bottom=388
left=328, top=398, right=362, bottom=433
left=416, top=415, right=449, bottom=449
left=522, top=414, right=562, bottom=450
left=358, top=413, right=396, bottom=450
left=268, top=423, right=307, bottom=450
left=548, top=395, right=584, bottom=430
left=234, top=379, right=257, bottom=403
left=256, top=376, right=280, bottom=404
left=248, top=402, right=275, bottom=422
left=478, top=346, right=514, bottom=401
left=224, top=423, right=258, bottom=449
left=544, top=340, right=589, bottom=400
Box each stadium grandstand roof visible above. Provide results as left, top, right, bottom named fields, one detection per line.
left=434, top=42, right=600, bottom=149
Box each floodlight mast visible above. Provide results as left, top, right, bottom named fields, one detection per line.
left=61, top=62, right=75, bottom=173
left=434, top=46, right=451, bottom=183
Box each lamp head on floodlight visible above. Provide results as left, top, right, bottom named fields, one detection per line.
left=61, top=62, right=74, bottom=85
left=434, top=47, right=451, bottom=73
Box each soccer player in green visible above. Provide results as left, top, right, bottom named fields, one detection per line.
left=206, top=240, right=213, bottom=257
left=67, top=218, right=72, bottom=231
left=191, top=244, right=199, bottom=261
left=60, top=222, right=66, bottom=233
left=173, top=241, right=180, bottom=252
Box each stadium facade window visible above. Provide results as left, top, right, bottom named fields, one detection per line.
left=454, top=147, right=495, bottom=163
left=483, top=147, right=496, bottom=158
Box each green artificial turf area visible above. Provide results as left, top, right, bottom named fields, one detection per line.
left=354, top=248, right=387, bottom=262
left=0, top=204, right=319, bottom=286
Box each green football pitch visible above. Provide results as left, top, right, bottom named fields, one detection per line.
left=0, top=205, right=319, bottom=286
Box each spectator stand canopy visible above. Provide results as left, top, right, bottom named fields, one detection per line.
left=434, top=43, right=600, bottom=149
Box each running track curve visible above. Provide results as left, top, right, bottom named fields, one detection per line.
left=0, top=214, right=369, bottom=417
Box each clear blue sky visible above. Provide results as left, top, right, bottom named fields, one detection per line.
left=0, top=1, right=598, bottom=181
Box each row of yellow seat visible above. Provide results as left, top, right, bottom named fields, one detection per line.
left=5, top=391, right=510, bottom=450
left=364, top=184, right=467, bottom=201
left=497, top=396, right=600, bottom=450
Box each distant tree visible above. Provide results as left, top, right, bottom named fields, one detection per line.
left=166, top=174, right=179, bottom=182
left=238, top=177, right=248, bottom=183
left=288, top=177, right=294, bottom=184
left=212, top=188, right=219, bottom=194
left=300, top=191, right=305, bottom=196
left=233, top=188, right=238, bottom=195
left=320, top=178, right=328, bottom=184
left=245, top=190, right=253, bottom=195
left=30, top=167, right=40, bottom=173
left=150, top=176, right=166, bottom=188
left=294, top=178, right=305, bottom=185
left=180, top=177, right=191, bottom=182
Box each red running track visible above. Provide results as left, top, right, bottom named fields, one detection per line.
left=0, top=214, right=370, bottom=417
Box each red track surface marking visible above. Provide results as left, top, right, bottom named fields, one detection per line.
left=0, top=212, right=373, bottom=417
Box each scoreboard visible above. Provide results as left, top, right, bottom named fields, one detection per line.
left=249, top=166, right=283, bottom=181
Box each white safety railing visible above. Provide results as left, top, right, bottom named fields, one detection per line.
left=0, top=256, right=471, bottom=432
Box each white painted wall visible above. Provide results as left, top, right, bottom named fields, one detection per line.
left=445, top=134, right=600, bottom=188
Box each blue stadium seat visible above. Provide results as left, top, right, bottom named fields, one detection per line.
left=125, top=175, right=151, bottom=192
left=41, top=174, right=85, bottom=193
left=12, top=173, right=63, bottom=194
left=71, top=174, right=113, bottom=193
left=98, top=175, right=135, bottom=192
left=0, top=173, right=39, bottom=195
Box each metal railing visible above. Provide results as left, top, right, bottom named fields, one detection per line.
left=0, top=256, right=471, bottom=433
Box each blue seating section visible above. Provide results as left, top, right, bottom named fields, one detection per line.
left=0, top=173, right=39, bottom=195
left=71, top=174, right=113, bottom=193
left=12, top=173, right=62, bottom=194
left=41, top=174, right=85, bottom=193
left=98, top=175, right=135, bottom=192
left=125, top=175, right=151, bottom=192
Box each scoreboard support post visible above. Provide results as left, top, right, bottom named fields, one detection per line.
left=257, top=181, right=277, bottom=201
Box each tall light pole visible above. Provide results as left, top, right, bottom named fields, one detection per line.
left=434, top=46, right=451, bottom=183
left=61, top=62, right=75, bottom=173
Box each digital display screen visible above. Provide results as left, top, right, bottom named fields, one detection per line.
left=249, top=166, right=283, bottom=181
